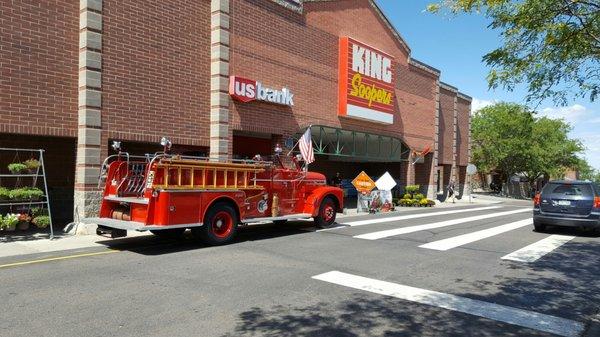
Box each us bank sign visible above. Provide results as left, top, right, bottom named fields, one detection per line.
left=338, top=37, right=395, bottom=124
left=229, top=76, right=294, bottom=106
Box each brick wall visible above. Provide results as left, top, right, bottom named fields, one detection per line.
left=229, top=0, right=437, bottom=151
left=438, top=87, right=455, bottom=165
left=101, top=0, right=211, bottom=149
left=0, top=0, right=78, bottom=137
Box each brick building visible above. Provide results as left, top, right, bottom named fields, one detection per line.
left=0, top=0, right=471, bottom=226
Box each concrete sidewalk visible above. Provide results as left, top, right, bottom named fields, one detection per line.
left=0, top=197, right=506, bottom=260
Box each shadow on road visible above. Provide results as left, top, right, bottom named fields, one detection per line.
left=95, top=221, right=317, bottom=256
left=221, top=293, right=551, bottom=337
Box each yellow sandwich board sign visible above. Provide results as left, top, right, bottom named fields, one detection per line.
left=352, top=171, right=376, bottom=194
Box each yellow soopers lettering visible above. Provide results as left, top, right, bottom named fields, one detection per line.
left=349, top=73, right=392, bottom=107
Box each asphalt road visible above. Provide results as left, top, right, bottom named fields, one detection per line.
left=1, top=204, right=599, bottom=337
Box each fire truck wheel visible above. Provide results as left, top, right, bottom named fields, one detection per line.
left=314, top=196, right=337, bottom=229
left=193, top=202, right=238, bottom=245
left=150, top=228, right=186, bottom=239
left=273, top=220, right=288, bottom=225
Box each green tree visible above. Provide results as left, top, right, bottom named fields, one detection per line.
left=428, top=0, right=600, bottom=105
left=575, top=158, right=600, bottom=182
left=471, top=102, right=583, bottom=186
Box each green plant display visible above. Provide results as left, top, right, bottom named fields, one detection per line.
left=32, top=215, right=50, bottom=229
left=9, top=187, right=44, bottom=201
left=0, top=187, right=10, bottom=200
left=2, top=213, right=19, bottom=229
left=405, top=185, right=420, bottom=194
left=402, top=193, right=412, bottom=200
left=414, top=193, right=425, bottom=201
left=8, top=163, right=27, bottom=174
left=30, top=207, right=48, bottom=217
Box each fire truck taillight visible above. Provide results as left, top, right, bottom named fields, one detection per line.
left=533, top=193, right=541, bottom=206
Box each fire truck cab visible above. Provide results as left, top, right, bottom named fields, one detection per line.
left=83, top=141, right=343, bottom=245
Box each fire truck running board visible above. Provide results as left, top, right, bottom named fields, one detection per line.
left=82, top=217, right=204, bottom=232
left=241, top=213, right=314, bottom=224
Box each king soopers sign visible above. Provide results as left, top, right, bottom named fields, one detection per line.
left=229, top=76, right=294, bottom=106
left=338, top=37, right=395, bottom=124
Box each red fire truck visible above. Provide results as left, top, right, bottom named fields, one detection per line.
left=83, top=141, right=343, bottom=245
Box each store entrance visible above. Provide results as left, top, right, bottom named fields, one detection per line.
left=309, top=157, right=404, bottom=208
left=293, top=125, right=411, bottom=209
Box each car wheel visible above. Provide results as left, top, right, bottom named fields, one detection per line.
left=533, top=220, right=546, bottom=232
left=150, top=228, right=186, bottom=239
left=192, top=202, right=238, bottom=245
left=314, top=197, right=337, bottom=229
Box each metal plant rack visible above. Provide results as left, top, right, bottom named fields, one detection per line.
left=0, top=148, right=54, bottom=239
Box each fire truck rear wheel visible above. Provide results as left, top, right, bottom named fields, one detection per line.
left=314, top=196, right=337, bottom=229
left=193, top=202, right=238, bottom=245
left=150, top=228, right=186, bottom=239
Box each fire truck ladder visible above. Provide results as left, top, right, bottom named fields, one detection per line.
left=154, top=158, right=267, bottom=190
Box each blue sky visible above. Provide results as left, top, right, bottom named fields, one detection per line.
left=375, top=0, right=600, bottom=170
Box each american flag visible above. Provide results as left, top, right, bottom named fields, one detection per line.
left=299, top=127, right=315, bottom=164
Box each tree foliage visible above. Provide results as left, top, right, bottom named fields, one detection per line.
left=428, top=0, right=600, bottom=105
left=575, top=157, right=600, bottom=182
left=471, top=102, right=583, bottom=181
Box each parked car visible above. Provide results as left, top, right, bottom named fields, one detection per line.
left=533, top=180, right=600, bottom=232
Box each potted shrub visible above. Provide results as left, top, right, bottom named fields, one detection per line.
left=2, top=213, right=19, bottom=231
left=23, top=159, right=40, bottom=173
left=414, top=193, right=425, bottom=201
left=419, top=198, right=430, bottom=207
left=0, top=187, right=10, bottom=201
left=8, top=163, right=27, bottom=175
left=31, top=207, right=48, bottom=217
left=32, top=215, right=50, bottom=229
left=16, top=213, right=31, bottom=230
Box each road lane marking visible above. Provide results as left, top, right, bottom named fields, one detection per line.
left=0, top=250, right=119, bottom=269
left=318, top=206, right=503, bottom=232
left=419, top=219, right=532, bottom=251
left=501, top=235, right=576, bottom=262
left=354, top=208, right=530, bottom=240
left=312, top=271, right=584, bottom=337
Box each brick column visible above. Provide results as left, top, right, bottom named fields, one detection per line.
left=74, top=0, right=103, bottom=221
left=452, top=93, right=459, bottom=185
left=459, top=92, right=473, bottom=198
left=210, top=0, right=231, bottom=159
left=428, top=80, right=441, bottom=200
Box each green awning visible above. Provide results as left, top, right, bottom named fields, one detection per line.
left=294, top=125, right=410, bottom=162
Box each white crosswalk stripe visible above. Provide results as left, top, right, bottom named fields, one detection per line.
left=319, top=206, right=502, bottom=231
left=312, top=271, right=584, bottom=337
left=419, top=219, right=532, bottom=251
left=501, top=235, right=576, bottom=262
left=354, top=208, right=530, bottom=240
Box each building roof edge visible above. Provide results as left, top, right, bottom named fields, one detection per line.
left=408, top=58, right=440, bottom=76
left=303, top=0, right=412, bottom=55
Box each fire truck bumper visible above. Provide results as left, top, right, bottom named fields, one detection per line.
left=82, top=217, right=151, bottom=238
